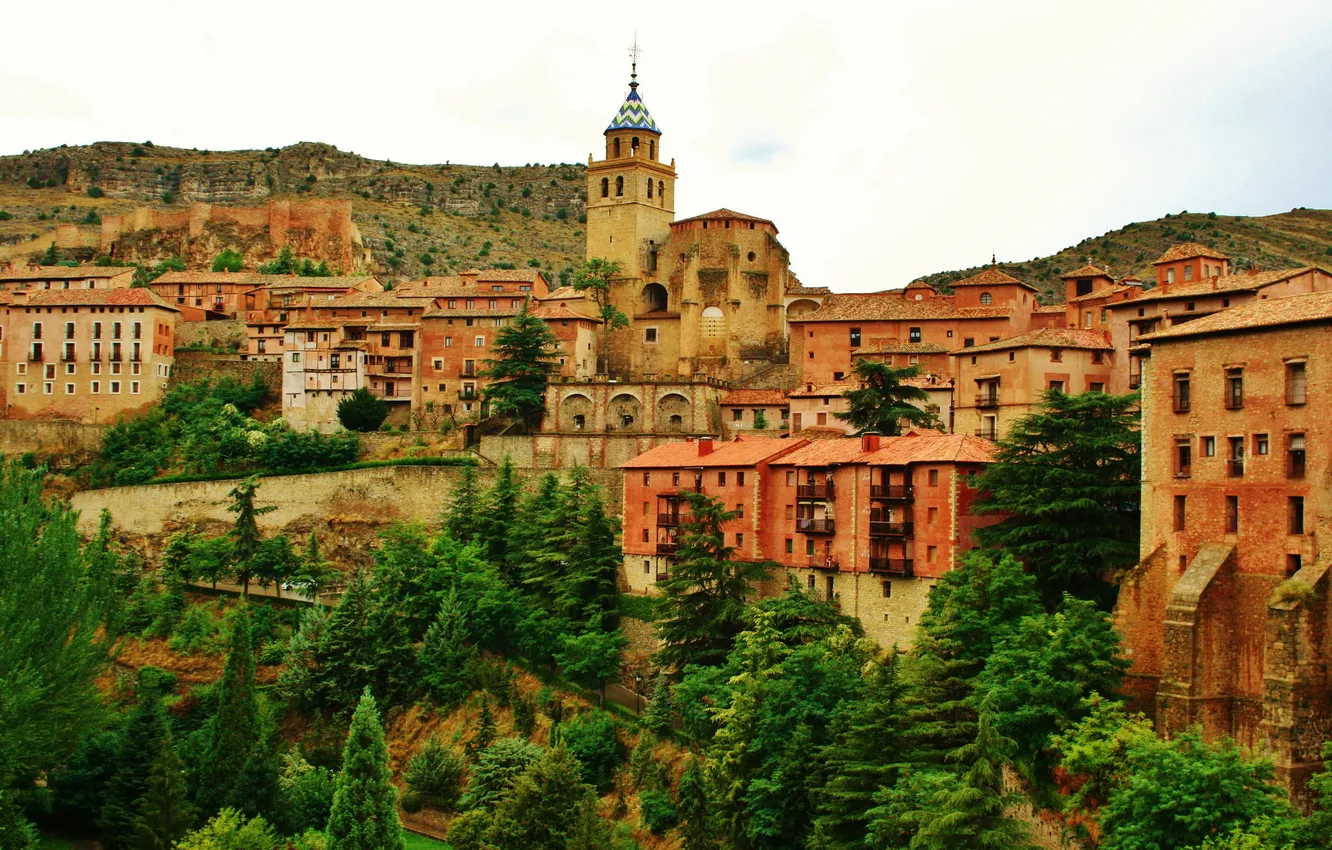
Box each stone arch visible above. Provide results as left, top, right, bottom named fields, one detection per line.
left=657, top=392, right=690, bottom=432
left=613, top=137, right=621, bottom=158
left=558, top=392, right=594, bottom=431
left=615, top=175, right=624, bottom=196
left=609, top=392, right=642, bottom=432
left=642, top=282, right=668, bottom=313
left=631, top=136, right=640, bottom=156
left=701, top=305, right=725, bottom=337
left=649, top=139, right=656, bottom=160
left=787, top=299, right=820, bottom=317
left=600, top=177, right=609, bottom=198
left=647, top=178, right=654, bottom=199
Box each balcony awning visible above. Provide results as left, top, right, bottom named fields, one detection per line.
left=973, top=374, right=1001, bottom=382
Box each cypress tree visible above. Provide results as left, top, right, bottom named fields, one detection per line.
left=130, top=732, right=195, bottom=850
left=908, top=696, right=1034, bottom=850
left=641, top=671, right=675, bottom=738
left=482, top=457, right=524, bottom=580
left=811, top=659, right=909, bottom=850
left=678, top=755, right=715, bottom=850
left=312, top=570, right=377, bottom=710
left=197, top=607, right=260, bottom=815
left=444, top=464, right=485, bottom=544
left=226, top=476, right=275, bottom=597
left=419, top=589, right=474, bottom=707
left=100, top=674, right=171, bottom=848
left=556, top=486, right=622, bottom=631
left=327, top=690, right=404, bottom=850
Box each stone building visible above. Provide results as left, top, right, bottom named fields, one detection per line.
left=620, top=432, right=997, bottom=649
left=0, top=287, right=177, bottom=423
left=150, top=271, right=278, bottom=318
left=244, top=276, right=384, bottom=360
left=584, top=68, right=798, bottom=380
left=951, top=328, right=1115, bottom=440
left=1116, top=290, right=1332, bottom=799
left=0, top=263, right=135, bottom=292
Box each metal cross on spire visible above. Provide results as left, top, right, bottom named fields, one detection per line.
left=628, top=32, right=641, bottom=88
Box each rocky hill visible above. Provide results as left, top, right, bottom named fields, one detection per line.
left=921, top=207, right=1332, bottom=303
left=0, top=141, right=587, bottom=282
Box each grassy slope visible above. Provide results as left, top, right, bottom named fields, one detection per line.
left=919, top=207, right=1332, bottom=303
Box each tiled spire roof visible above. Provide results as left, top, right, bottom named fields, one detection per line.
left=606, top=73, right=661, bottom=133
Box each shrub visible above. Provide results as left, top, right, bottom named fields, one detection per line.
left=0, top=211, right=10, bottom=221
left=639, top=789, right=679, bottom=833
left=399, top=791, right=425, bottom=813
left=460, top=738, right=542, bottom=810
left=258, top=428, right=360, bottom=472
left=404, top=737, right=467, bottom=810
left=561, top=711, right=622, bottom=792
left=212, top=249, right=244, bottom=273
left=87, top=186, right=105, bottom=198
left=337, top=387, right=389, bottom=433
left=170, top=605, right=221, bottom=654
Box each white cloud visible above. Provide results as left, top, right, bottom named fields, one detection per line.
left=3, top=0, right=1330, bottom=287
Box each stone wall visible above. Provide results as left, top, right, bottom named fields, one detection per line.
left=172, top=351, right=281, bottom=389
left=176, top=319, right=247, bottom=352
left=0, top=419, right=105, bottom=457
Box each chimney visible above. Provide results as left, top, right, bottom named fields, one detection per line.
left=698, top=436, right=714, bottom=456
left=861, top=431, right=881, bottom=452
left=806, top=382, right=813, bottom=392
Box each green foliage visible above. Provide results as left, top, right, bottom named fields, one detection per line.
left=461, top=738, right=542, bottom=811
left=444, top=463, right=485, bottom=544
left=1048, top=695, right=1155, bottom=820
left=640, top=671, right=675, bottom=737
left=556, top=630, right=626, bottom=694
left=87, top=186, right=105, bottom=198
left=573, top=257, right=627, bottom=374
left=211, top=250, right=244, bottom=273
left=486, top=745, right=610, bottom=850
left=197, top=608, right=261, bottom=815
left=131, top=732, right=195, bottom=850
left=481, top=306, right=561, bottom=425
left=257, top=246, right=331, bottom=277
left=257, top=428, right=360, bottom=473
left=835, top=360, right=939, bottom=435
left=677, top=755, right=715, bottom=850
left=404, top=737, right=467, bottom=811
left=99, top=672, right=171, bottom=848
left=327, top=690, right=404, bottom=850
left=276, top=753, right=335, bottom=835
left=974, top=390, right=1141, bottom=606
left=655, top=492, right=772, bottom=669
left=418, top=590, right=475, bottom=707
left=0, top=462, right=110, bottom=837
left=560, top=711, right=622, bottom=792
left=175, top=809, right=278, bottom=850
left=639, top=789, right=679, bottom=833
left=336, top=387, right=389, bottom=433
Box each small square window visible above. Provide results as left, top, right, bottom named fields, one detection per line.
left=645, top=328, right=658, bottom=343
left=736, top=532, right=744, bottom=547
left=1255, top=434, right=1269, bottom=456
left=64, top=383, right=74, bottom=394
left=928, top=469, right=939, bottom=486
left=1202, top=437, right=1216, bottom=457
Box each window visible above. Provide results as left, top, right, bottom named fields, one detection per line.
left=1050, top=349, right=1063, bottom=362
left=110, top=381, right=120, bottom=394
left=444, top=337, right=453, bottom=347
left=131, top=381, right=140, bottom=394
left=1224, top=495, right=1239, bottom=533
left=737, top=471, right=746, bottom=486
left=928, top=469, right=939, bottom=486
left=1184, top=265, right=1194, bottom=281
left=1286, top=361, right=1307, bottom=405
left=908, top=327, right=921, bottom=343
left=64, top=321, right=74, bottom=339
left=1049, top=380, right=1065, bottom=393
left=786, top=471, right=795, bottom=486
left=474, top=336, right=485, bottom=346
left=672, top=472, right=681, bottom=486
left=882, top=581, right=892, bottom=598
left=642, top=472, right=651, bottom=486
left=735, top=503, right=744, bottom=519
left=785, top=538, right=793, bottom=554
left=645, top=328, right=658, bottom=343
left=1228, top=437, right=1245, bottom=478
left=615, top=176, right=624, bottom=196
left=833, top=371, right=844, bottom=381
left=1090, top=382, right=1106, bottom=393
left=1185, top=301, right=1196, bottom=311
left=1202, top=436, right=1216, bottom=457
left=1175, top=440, right=1192, bottom=477
left=963, top=337, right=975, bottom=348
left=1287, top=554, right=1303, bottom=577
left=718, top=471, right=727, bottom=486
left=1255, top=434, right=1269, bottom=456
left=785, top=504, right=794, bottom=519
left=849, top=327, right=861, bottom=347
left=64, top=383, right=74, bottom=394
left=927, top=546, right=938, bottom=563
left=1173, top=373, right=1191, bottom=412
left=1289, top=497, right=1305, bottom=535
left=1225, top=368, right=1244, bottom=409
left=817, top=412, right=827, bottom=425
left=980, top=292, right=992, bottom=305
left=735, top=533, right=744, bottom=547
left=732, top=408, right=743, bottom=422
left=90, top=382, right=98, bottom=394
left=1092, top=351, right=1104, bottom=364
left=1174, top=495, right=1186, bottom=531
left=927, top=506, right=938, bottom=524
left=1167, top=268, right=1176, bottom=284
left=642, top=529, right=649, bottom=543
left=600, top=177, right=608, bottom=197
left=1288, top=434, right=1306, bottom=478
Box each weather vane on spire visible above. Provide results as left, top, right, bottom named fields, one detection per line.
left=628, top=32, right=641, bottom=88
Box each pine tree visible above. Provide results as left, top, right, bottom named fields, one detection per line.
left=656, top=492, right=772, bottom=669
left=523, top=466, right=594, bottom=606
left=908, top=696, right=1034, bottom=850
left=482, top=457, right=524, bottom=579
left=294, top=530, right=340, bottom=597
left=678, top=755, right=715, bottom=850
left=277, top=605, right=327, bottom=710
left=469, top=693, right=497, bottom=756
left=556, top=485, right=622, bottom=631
left=419, top=590, right=474, bottom=707
left=641, top=671, right=675, bottom=738
left=130, top=732, right=195, bottom=850
left=811, top=659, right=910, bottom=850
left=973, top=389, right=1141, bottom=607
left=100, top=674, right=171, bottom=848
left=327, top=690, right=405, bottom=850
left=225, top=719, right=281, bottom=824
left=444, top=464, right=485, bottom=544
left=835, top=360, right=940, bottom=435
left=312, top=570, right=377, bottom=710
left=226, top=476, right=275, bottom=597
left=487, top=744, right=605, bottom=850
left=196, top=607, right=260, bottom=816
left=508, top=473, right=561, bottom=587
left=480, top=306, right=562, bottom=426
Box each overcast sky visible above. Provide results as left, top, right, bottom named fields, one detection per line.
left=5, top=0, right=1331, bottom=287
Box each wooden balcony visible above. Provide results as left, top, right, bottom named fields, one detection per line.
left=796, top=482, right=836, bottom=500
left=870, top=484, right=913, bottom=500
left=869, top=557, right=914, bottom=577
left=656, top=513, right=693, bottom=527
left=369, top=388, right=413, bottom=400
left=807, top=554, right=841, bottom=569
left=655, top=542, right=679, bottom=556
left=796, top=517, right=835, bottom=534
left=974, top=394, right=1000, bottom=408
left=1227, top=459, right=1245, bottom=479
left=869, top=521, right=914, bottom=538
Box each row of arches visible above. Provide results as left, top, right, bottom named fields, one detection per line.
left=558, top=390, right=692, bottom=432
left=612, top=136, right=656, bottom=161
left=599, top=176, right=667, bottom=202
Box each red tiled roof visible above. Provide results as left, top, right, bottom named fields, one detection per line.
left=539, top=286, right=583, bottom=301
left=20, top=288, right=179, bottom=310
left=1137, top=290, right=1332, bottom=342
left=474, top=269, right=547, bottom=283
left=790, top=292, right=1014, bottom=323
left=770, top=433, right=996, bottom=466
left=853, top=341, right=949, bottom=355
left=951, top=268, right=1036, bottom=291
left=1108, top=267, right=1327, bottom=306
left=789, top=380, right=856, bottom=398
left=789, top=427, right=848, bottom=440
left=1033, top=304, right=1067, bottom=313
left=636, top=310, right=680, bottom=320
left=529, top=303, right=600, bottom=322
left=720, top=389, right=788, bottom=406
left=1059, top=265, right=1114, bottom=279
left=1067, top=284, right=1134, bottom=305
left=154, top=272, right=283, bottom=286
left=786, top=284, right=830, bottom=296
left=953, top=327, right=1112, bottom=354
left=672, top=208, right=775, bottom=228
left=621, top=436, right=806, bottom=469
left=263, top=276, right=379, bottom=290
left=0, top=265, right=135, bottom=281
left=1153, top=243, right=1231, bottom=264
left=331, top=291, right=438, bottom=308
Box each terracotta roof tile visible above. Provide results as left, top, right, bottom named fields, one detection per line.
left=1033, top=304, right=1067, bottom=313
left=789, top=427, right=849, bottom=440
left=1059, top=265, right=1114, bottom=279
left=529, top=303, right=600, bottom=323
left=1137, top=290, right=1332, bottom=342
left=790, top=292, right=1014, bottom=323
left=539, top=286, right=583, bottom=301
left=853, top=341, right=949, bottom=354
left=953, top=327, right=1112, bottom=354
left=1153, top=242, right=1231, bottom=264
left=720, top=389, right=789, bottom=406
left=0, top=265, right=136, bottom=282
left=474, top=269, right=548, bottom=283
left=1067, top=284, right=1134, bottom=305
left=770, top=434, right=996, bottom=466
left=1109, top=267, right=1327, bottom=306
left=789, top=380, right=856, bottom=398
left=264, top=276, right=379, bottom=290
left=672, top=208, right=775, bottom=227
left=621, top=436, right=806, bottom=469
left=331, top=291, right=437, bottom=309
left=951, top=268, right=1031, bottom=288
left=786, top=285, right=830, bottom=296
left=20, top=288, right=179, bottom=310
left=154, top=272, right=284, bottom=286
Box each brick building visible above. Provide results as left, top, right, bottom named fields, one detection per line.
left=719, top=388, right=790, bottom=434
left=150, top=271, right=278, bottom=318
left=620, top=432, right=997, bottom=648
left=1, top=287, right=177, bottom=423
left=1115, top=290, right=1332, bottom=798
left=951, top=328, right=1115, bottom=440
left=0, top=263, right=135, bottom=292
left=243, top=276, right=384, bottom=359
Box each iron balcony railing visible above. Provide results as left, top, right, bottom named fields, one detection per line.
left=796, top=518, right=835, bottom=534
left=796, top=482, right=836, bottom=500
left=870, top=484, right=913, bottom=499
left=869, top=521, right=914, bottom=538
left=975, top=394, right=1000, bottom=408
left=868, top=557, right=914, bottom=576
left=1227, top=459, right=1245, bottom=478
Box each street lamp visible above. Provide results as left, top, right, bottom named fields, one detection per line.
left=633, top=672, right=643, bottom=715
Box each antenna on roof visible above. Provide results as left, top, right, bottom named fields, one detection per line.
left=628, top=32, right=641, bottom=89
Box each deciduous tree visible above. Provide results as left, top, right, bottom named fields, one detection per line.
left=572, top=257, right=626, bottom=376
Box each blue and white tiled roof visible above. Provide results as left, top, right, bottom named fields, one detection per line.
left=606, top=82, right=661, bottom=133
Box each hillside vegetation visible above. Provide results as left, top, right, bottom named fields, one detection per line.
left=0, top=141, right=587, bottom=281
left=921, top=207, right=1332, bottom=302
